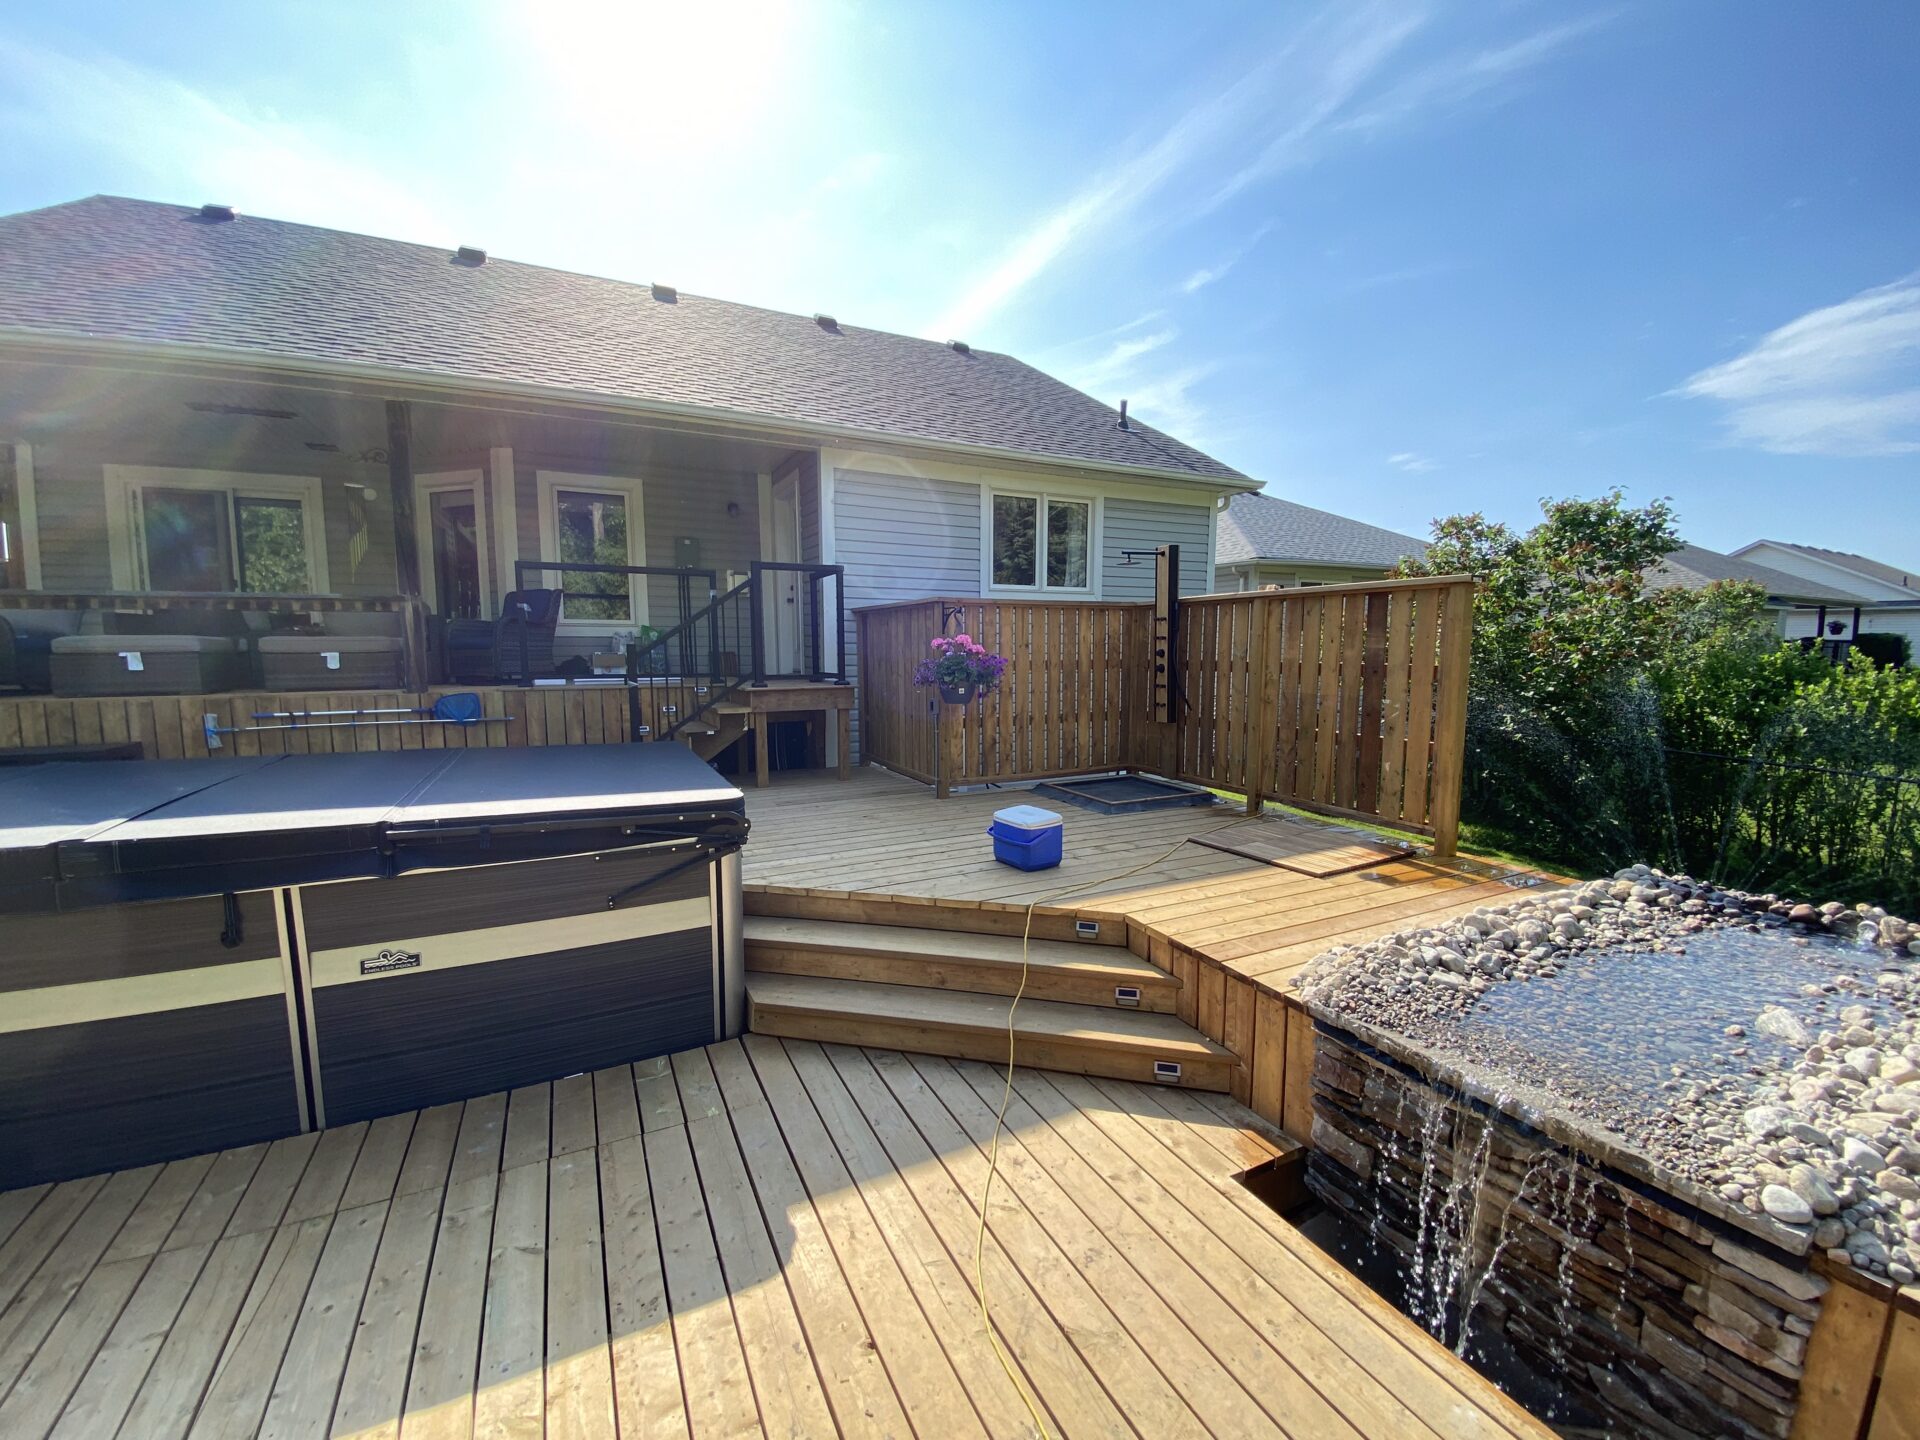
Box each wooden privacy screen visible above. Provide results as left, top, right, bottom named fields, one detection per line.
left=1134, top=577, right=1474, bottom=854
left=854, top=597, right=1141, bottom=790
left=855, top=575, right=1473, bottom=857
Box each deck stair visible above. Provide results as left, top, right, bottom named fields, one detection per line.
left=744, top=915, right=1235, bottom=1090
left=683, top=706, right=751, bottom=763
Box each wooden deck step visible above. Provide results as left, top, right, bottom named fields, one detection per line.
left=745, top=888, right=1129, bottom=947
left=745, top=916, right=1178, bottom=1011
left=746, top=974, right=1236, bottom=1092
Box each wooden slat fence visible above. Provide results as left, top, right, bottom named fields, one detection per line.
left=856, top=575, right=1473, bottom=856
left=853, top=600, right=946, bottom=783
left=1140, top=577, right=1473, bottom=852
left=854, top=598, right=1141, bottom=794
left=0, top=684, right=646, bottom=759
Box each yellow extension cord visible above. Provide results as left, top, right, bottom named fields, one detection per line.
left=971, top=812, right=1255, bottom=1440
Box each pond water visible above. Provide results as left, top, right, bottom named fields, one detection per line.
left=1453, top=924, right=1900, bottom=1130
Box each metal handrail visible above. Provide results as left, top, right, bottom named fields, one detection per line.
left=510, top=560, right=718, bottom=683
left=749, top=562, right=847, bottom=686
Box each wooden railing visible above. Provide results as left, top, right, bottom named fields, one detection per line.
left=0, top=685, right=642, bottom=759
left=854, top=575, right=1474, bottom=856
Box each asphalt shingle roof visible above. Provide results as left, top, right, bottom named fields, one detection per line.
left=1216, top=490, right=1427, bottom=569
left=0, top=196, right=1248, bottom=485
left=1645, top=543, right=1861, bottom=603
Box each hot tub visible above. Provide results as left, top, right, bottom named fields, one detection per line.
left=0, top=745, right=747, bottom=1185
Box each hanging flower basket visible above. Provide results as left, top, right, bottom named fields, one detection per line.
left=913, top=633, right=1007, bottom=706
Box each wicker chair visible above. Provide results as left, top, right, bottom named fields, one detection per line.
left=444, top=589, right=563, bottom=682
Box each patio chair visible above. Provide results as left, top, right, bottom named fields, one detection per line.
left=444, top=588, right=562, bottom=682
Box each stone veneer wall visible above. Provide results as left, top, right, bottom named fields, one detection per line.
left=1309, top=1027, right=1832, bottom=1440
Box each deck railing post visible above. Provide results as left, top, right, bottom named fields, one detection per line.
left=1427, top=579, right=1475, bottom=858
left=807, top=570, right=824, bottom=683
left=748, top=563, right=768, bottom=687
left=832, top=567, right=848, bottom=684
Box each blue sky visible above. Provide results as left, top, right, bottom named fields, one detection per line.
left=2, top=2, right=1916, bottom=557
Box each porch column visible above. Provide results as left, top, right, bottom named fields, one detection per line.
left=385, top=401, right=428, bottom=688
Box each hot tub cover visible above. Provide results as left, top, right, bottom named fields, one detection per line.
left=0, top=744, right=747, bottom=912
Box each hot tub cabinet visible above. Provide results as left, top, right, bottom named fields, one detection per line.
left=0, top=746, right=747, bottom=1186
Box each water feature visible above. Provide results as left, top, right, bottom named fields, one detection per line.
left=1294, top=866, right=1920, bottom=1439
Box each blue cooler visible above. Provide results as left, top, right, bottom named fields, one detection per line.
left=989, top=804, right=1064, bottom=871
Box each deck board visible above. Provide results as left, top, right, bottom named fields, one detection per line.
left=741, top=768, right=1554, bottom=994
left=0, top=1037, right=1551, bottom=1440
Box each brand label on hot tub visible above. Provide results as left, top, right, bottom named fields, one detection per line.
left=359, top=948, right=422, bottom=976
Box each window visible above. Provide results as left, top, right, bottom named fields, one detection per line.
left=535, top=471, right=647, bottom=629
left=105, top=467, right=329, bottom=593
left=990, top=491, right=1092, bottom=592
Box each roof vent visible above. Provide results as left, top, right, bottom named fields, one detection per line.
left=1117, top=399, right=1131, bottom=431
left=650, top=282, right=677, bottom=302
left=947, top=339, right=972, bottom=355
left=452, top=245, right=488, bottom=267
left=814, top=313, right=840, bottom=332
left=197, top=203, right=236, bottom=222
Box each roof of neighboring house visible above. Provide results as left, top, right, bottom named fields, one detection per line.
left=1733, top=540, right=1919, bottom=594
left=1645, top=543, right=1863, bottom=603
left=1215, top=491, right=1427, bottom=570
left=0, top=195, right=1250, bottom=487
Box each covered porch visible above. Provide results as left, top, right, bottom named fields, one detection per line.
left=0, top=346, right=851, bottom=770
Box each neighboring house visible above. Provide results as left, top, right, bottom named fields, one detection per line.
left=1645, top=542, right=1918, bottom=658
left=1729, top=541, right=1920, bottom=655
left=1212, top=490, right=1427, bottom=592
left=0, top=196, right=1258, bottom=754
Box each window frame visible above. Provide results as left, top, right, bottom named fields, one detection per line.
left=104, top=465, right=330, bottom=594
left=984, top=487, right=1098, bottom=596
left=534, top=470, right=649, bottom=633
left=412, top=469, right=492, bottom=618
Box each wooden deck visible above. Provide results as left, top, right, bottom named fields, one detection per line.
left=0, top=1036, right=1548, bottom=1440
left=742, top=767, right=1554, bottom=996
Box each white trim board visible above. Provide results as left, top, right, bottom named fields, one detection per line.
left=102, top=463, right=331, bottom=592
left=412, top=469, right=492, bottom=616
left=490, top=445, right=518, bottom=609
left=9, top=441, right=40, bottom=589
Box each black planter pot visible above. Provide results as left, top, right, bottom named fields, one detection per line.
left=938, top=681, right=977, bottom=705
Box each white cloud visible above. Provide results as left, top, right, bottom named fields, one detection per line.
left=1332, top=13, right=1615, bottom=138
left=1387, top=451, right=1437, bottom=473
left=1067, top=328, right=1179, bottom=392
left=1673, top=276, right=1920, bottom=456
left=927, top=2, right=1603, bottom=338
left=1179, top=220, right=1276, bottom=294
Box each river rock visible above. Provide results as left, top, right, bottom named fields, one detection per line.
left=1844, top=1138, right=1888, bottom=1172
left=1743, top=1105, right=1793, bottom=1140
left=1788, top=1165, right=1840, bottom=1216
left=1759, top=1184, right=1814, bottom=1224
left=1756, top=1007, right=1814, bottom=1047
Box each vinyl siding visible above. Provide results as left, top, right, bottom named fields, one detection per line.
left=1101, top=497, right=1213, bottom=600
left=834, top=467, right=982, bottom=758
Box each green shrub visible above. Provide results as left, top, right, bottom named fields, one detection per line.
left=1403, top=495, right=1920, bottom=910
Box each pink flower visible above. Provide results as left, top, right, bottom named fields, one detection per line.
left=930, top=639, right=944, bottom=650
left=954, top=633, right=973, bottom=646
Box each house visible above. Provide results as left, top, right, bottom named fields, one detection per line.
left=0, top=196, right=1258, bottom=763
left=1212, top=490, right=1426, bottom=592
left=1730, top=540, right=1920, bottom=655
left=1644, top=542, right=1917, bottom=660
